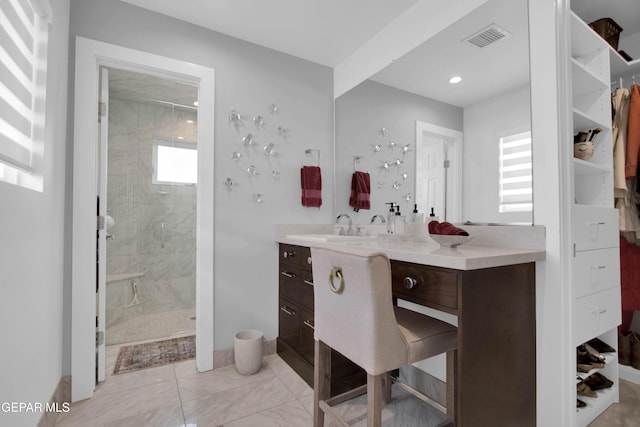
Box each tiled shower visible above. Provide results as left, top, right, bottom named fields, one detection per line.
left=104, top=68, right=198, bottom=345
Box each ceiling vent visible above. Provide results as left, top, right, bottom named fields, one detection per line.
left=463, top=24, right=512, bottom=48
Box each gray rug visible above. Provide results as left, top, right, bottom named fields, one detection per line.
left=113, top=335, right=195, bottom=375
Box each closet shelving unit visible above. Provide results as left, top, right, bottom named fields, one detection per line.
left=569, top=11, right=622, bottom=426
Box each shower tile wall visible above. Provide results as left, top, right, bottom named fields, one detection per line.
left=105, top=97, right=197, bottom=344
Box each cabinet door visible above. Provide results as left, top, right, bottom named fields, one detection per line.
left=278, top=297, right=300, bottom=350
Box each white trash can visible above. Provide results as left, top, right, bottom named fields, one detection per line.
left=234, top=329, right=264, bottom=375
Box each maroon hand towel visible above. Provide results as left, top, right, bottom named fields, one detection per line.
left=428, top=220, right=469, bottom=236
left=301, top=166, right=322, bottom=207
left=349, top=171, right=370, bottom=211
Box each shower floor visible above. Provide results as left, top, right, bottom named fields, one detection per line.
left=106, top=307, right=196, bottom=346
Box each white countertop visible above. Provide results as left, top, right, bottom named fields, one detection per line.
left=276, top=226, right=546, bottom=270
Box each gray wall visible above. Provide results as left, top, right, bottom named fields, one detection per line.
left=66, top=0, right=335, bottom=357
left=335, top=80, right=463, bottom=222
left=0, top=1, right=70, bottom=426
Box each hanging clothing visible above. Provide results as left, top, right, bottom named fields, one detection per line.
left=612, top=88, right=630, bottom=197
left=617, top=177, right=640, bottom=243
left=625, top=84, right=640, bottom=178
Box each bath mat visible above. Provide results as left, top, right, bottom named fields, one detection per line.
left=113, top=335, right=195, bottom=375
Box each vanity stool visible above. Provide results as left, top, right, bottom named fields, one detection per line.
left=311, top=245, right=458, bottom=427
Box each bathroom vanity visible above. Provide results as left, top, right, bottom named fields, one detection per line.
left=276, top=233, right=545, bottom=427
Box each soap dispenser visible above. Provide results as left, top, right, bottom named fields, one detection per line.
left=395, top=205, right=405, bottom=235
left=429, top=207, right=439, bottom=222
left=385, top=202, right=396, bottom=234
left=410, top=204, right=424, bottom=223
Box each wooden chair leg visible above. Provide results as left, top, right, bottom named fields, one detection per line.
left=446, top=349, right=458, bottom=425
left=314, top=340, right=330, bottom=427
left=381, top=372, right=392, bottom=404
left=367, top=374, right=383, bottom=427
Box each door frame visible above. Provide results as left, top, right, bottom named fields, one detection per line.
left=415, top=121, right=463, bottom=222
left=72, top=37, right=215, bottom=402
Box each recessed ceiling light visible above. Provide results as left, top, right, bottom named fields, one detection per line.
left=186, top=119, right=194, bottom=124
left=449, top=76, right=462, bottom=84
left=193, top=101, right=198, bottom=107
left=177, top=136, right=184, bottom=140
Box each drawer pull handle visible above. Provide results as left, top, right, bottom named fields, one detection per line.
left=591, top=266, right=606, bottom=270
left=281, top=271, right=296, bottom=279
left=304, top=280, right=314, bottom=286
left=403, top=277, right=418, bottom=289
left=591, top=308, right=607, bottom=315
left=283, top=250, right=295, bottom=259
left=588, top=222, right=606, bottom=226
left=303, top=320, right=315, bottom=330
left=280, top=306, right=296, bottom=316
left=307, top=256, right=313, bottom=265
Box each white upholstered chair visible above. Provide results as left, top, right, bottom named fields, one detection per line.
left=311, top=244, right=458, bottom=427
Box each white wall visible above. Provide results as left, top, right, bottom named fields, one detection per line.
left=335, top=80, right=463, bottom=223
left=0, top=0, right=70, bottom=425
left=66, top=0, right=335, bottom=353
left=462, top=85, right=532, bottom=224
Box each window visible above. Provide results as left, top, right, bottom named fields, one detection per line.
left=499, top=131, right=532, bottom=213
left=0, top=0, right=51, bottom=190
left=152, top=138, right=197, bottom=185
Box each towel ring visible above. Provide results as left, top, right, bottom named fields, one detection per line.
left=329, top=267, right=344, bottom=294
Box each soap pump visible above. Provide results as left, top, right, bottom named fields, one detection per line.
left=410, top=204, right=424, bottom=223
left=429, top=207, right=439, bottom=222
left=385, top=202, right=396, bottom=234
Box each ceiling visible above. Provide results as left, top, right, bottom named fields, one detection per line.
left=115, top=0, right=638, bottom=109
left=107, top=68, right=197, bottom=108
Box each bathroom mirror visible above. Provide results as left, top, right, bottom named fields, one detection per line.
left=335, top=0, right=533, bottom=225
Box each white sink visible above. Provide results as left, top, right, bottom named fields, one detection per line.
left=285, top=233, right=378, bottom=242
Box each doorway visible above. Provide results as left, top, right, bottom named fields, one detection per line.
left=415, top=121, right=463, bottom=222
left=72, top=37, right=215, bottom=402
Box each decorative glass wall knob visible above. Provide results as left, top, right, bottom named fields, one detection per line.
left=393, top=181, right=401, bottom=190
left=388, top=141, right=397, bottom=151
left=246, top=165, right=258, bottom=176
left=377, top=181, right=385, bottom=189
left=270, top=103, right=279, bottom=114
left=229, top=110, right=244, bottom=128
left=252, top=193, right=263, bottom=204
left=242, top=134, right=256, bottom=146
left=253, top=115, right=266, bottom=129
left=394, top=158, right=403, bottom=167
left=372, top=144, right=382, bottom=153
left=277, top=126, right=291, bottom=136
left=378, top=127, right=387, bottom=136
left=402, top=144, right=412, bottom=154
left=264, top=143, right=276, bottom=156
left=231, top=151, right=242, bottom=160
left=223, top=177, right=236, bottom=191
left=272, top=170, right=281, bottom=181
left=381, top=161, right=390, bottom=170
left=404, top=193, right=412, bottom=201
left=402, top=172, right=409, bottom=180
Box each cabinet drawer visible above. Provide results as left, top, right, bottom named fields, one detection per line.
left=279, top=265, right=304, bottom=304
left=391, top=261, right=458, bottom=313
left=572, top=206, right=619, bottom=251
left=279, top=244, right=312, bottom=269
left=299, top=308, right=315, bottom=364
left=300, top=271, right=314, bottom=311
left=573, top=247, right=620, bottom=299
left=574, top=287, right=621, bottom=346
left=278, top=297, right=300, bottom=350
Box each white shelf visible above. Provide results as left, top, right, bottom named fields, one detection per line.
left=572, top=58, right=609, bottom=96
left=572, top=108, right=610, bottom=132
left=576, top=353, right=617, bottom=382
left=609, top=47, right=640, bottom=80
left=573, top=157, right=611, bottom=175
left=570, top=12, right=608, bottom=59
left=576, top=384, right=619, bottom=426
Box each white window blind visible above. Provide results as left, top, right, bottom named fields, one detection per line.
left=0, top=0, right=50, bottom=188
left=499, top=131, right=532, bottom=213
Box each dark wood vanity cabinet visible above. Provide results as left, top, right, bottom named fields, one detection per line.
left=277, top=242, right=536, bottom=427
left=277, top=243, right=366, bottom=396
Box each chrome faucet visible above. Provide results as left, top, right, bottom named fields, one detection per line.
left=370, top=214, right=386, bottom=224
left=335, top=214, right=353, bottom=235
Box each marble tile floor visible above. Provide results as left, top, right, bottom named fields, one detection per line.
left=54, top=342, right=640, bottom=426
left=106, top=307, right=196, bottom=346
left=54, top=344, right=447, bottom=427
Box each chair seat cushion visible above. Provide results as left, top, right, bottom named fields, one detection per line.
left=394, top=306, right=458, bottom=364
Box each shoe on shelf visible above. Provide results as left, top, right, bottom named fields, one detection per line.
left=577, top=346, right=605, bottom=370
left=577, top=399, right=587, bottom=408
left=619, top=331, right=633, bottom=366
left=584, top=343, right=606, bottom=362
left=584, top=372, right=614, bottom=391
left=586, top=337, right=616, bottom=353
left=577, top=381, right=597, bottom=398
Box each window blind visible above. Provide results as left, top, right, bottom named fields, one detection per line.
left=499, top=131, right=532, bottom=212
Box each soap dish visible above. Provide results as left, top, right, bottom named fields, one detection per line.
left=429, top=234, right=473, bottom=248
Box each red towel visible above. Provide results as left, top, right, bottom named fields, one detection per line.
left=349, top=171, right=370, bottom=211
left=428, top=220, right=469, bottom=236
left=301, top=166, right=322, bottom=207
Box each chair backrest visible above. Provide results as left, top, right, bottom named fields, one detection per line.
left=311, top=245, right=408, bottom=375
